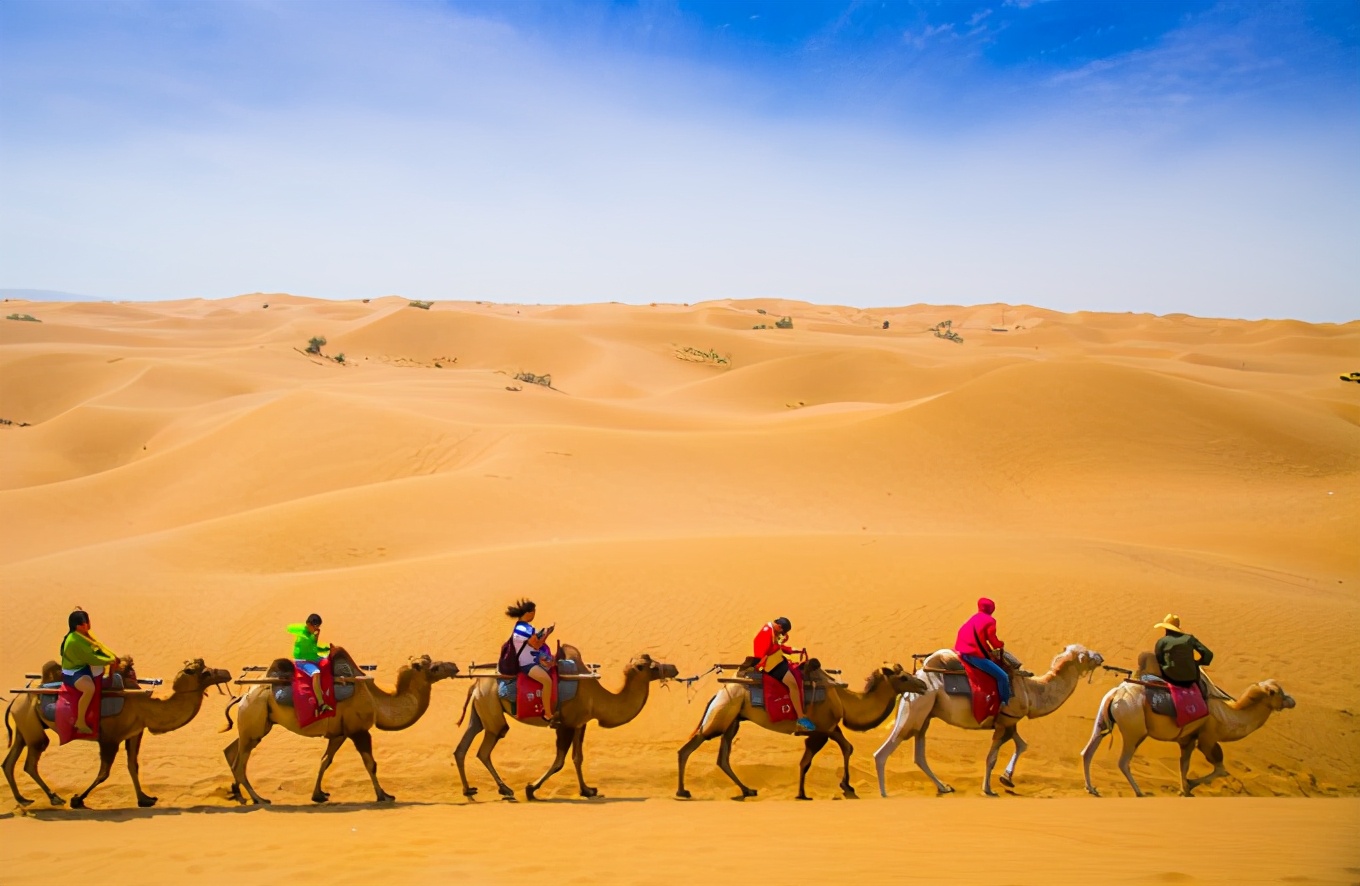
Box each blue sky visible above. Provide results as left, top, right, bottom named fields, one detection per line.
left=1, top=1, right=1357, bottom=320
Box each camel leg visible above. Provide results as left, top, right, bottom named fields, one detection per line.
left=829, top=725, right=858, bottom=798
left=1080, top=713, right=1111, bottom=797
left=3, top=726, right=31, bottom=806
left=228, top=736, right=271, bottom=805
left=124, top=732, right=157, bottom=807
left=998, top=724, right=1027, bottom=790
left=571, top=725, right=597, bottom=798
left=716, top=720, right=758, bottom=800
left=1117, top=733, right=1148, bottom=797
left=677, top=696, right=725, bottom=799
left=1177, top=739, right=1197, bottom=797
left=796, top=732, right=830, bottom=800
left=874, top=692, right=939, bottom=797
left=452, top=708, right=485, bottom=797
left=983, top=722, right=1018, bottom=796
left=913, top=720, right=954, bottom=795
left=22, top=740, right=64, bottom=807
left=526, top=726, right=572, bottom=801
left=474, top=724, right=516, bottom=799
left=312, top=735, right=346, bottom=803
left=70, top=740, right=119, bottom=809
left=350, top=730, right=394, bottom=803
left=1187, top=741, right=1229, bottom=791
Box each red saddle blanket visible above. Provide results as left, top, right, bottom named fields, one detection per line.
left=761, top=665, right=805, bottom=724
left=1166, top=682, right=1209, bottom=727
left=516, top=669, right=559, bottom=721
left=55, top=680, right=102, bottom=745
left=292, top=658, right=336, bottom=728
left=959, top=659, right=1001, bottom=723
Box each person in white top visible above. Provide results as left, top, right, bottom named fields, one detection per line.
left=506, top=599, right=556, bottom=721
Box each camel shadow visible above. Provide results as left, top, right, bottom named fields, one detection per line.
left=4, top=799, right=448, bottom=822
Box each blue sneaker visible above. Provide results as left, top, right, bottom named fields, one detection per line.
left=795, top=717, right=816, bottom=731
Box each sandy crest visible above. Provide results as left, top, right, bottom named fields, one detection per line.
left=1, top=296, right=1358, bottom=880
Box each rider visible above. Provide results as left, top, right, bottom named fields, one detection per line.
left=754, top=617, right=815, bottom=732
left=506, top=599, right=557, bottom=722
left=60, top=608, right=118, bottom=734
left=955, top=598, right=1013, bottom=709
left=287, top=614, right=333, bottom=715
left=1153, top=614, right=1213, bottom=690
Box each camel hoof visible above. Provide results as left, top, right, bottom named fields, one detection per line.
left=581, top=787, right=599, bottom=798
left=463, top=787, right=479, bottom=798
left=743, top=788, right=758, bottom=798
left=1087, top=787, right=1101, bottom=797
left=842, top=791, right=860, bottom=800
left=937, top=785, right=954, bottom=795
left=255, top=797, right=273, bottom=806
left=497, top=784, right=515, bottom=799
left=70, top=796, right=86, bottom=809
left=312, top=792, right=329, bottom=803
left=983, top=789, right=998, bottom=797
left=377, top=793, right=396, bottom=803
left=675, top=789, right=692, bottom=800
left=999, top=774, right=1014, bottom=789
left=15, top=796, right=33, bottom=807
left=525, top=785, right=538, bottom=801
left=795, top=795, right=812, bottom=801
left=138, top=796, right=158, bottom=808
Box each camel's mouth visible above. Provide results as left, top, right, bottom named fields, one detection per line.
left=1282, top=694, right=1297, bottom=709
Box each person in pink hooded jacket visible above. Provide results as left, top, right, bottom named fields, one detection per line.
left=954, top=598, right=1012, bottom=707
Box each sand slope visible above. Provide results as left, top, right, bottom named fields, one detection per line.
left=1, top=296, right=1358, bottom=878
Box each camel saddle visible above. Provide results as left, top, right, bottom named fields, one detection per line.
left=269, top=655, right=359, bottom=707
left=921, top=650, right=1023, bottom=697
left=1129, top=675, right=1210, bottom=725
left=38, top=674, right=128, bottom=723
left=735, top=657, right=830, bottom=709
left=496, top=658, right=582, bottom=712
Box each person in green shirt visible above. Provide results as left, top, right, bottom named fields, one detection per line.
left=1153, top=614, right=1214, bottom=689
left=60, top=609, right=118, bottom=734
left=287, top=614, right=333, bottom=715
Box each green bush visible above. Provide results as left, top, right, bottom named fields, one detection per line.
left=5, top=313, right=40, bottom=322
left=775, top=316, right=793, bottom=329
left=306, top=336, right=327, bottom=354
left=409, top=300, right=433, bottom=310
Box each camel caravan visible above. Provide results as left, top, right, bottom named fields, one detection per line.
left=4, top=603, right=1297, bottom=809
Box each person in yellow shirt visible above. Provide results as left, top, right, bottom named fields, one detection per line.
left=60, top=609, right=118, bottom=734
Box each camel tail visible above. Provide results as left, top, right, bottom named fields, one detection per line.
left=4, top=697, right=14, bottom=748
left=221, top=695, right=242, bottom=733
left=1097, top=696, right=1117, bottom=750
left=456, top=682, right=474, bottom=727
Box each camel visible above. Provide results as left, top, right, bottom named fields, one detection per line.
left=873, top=644, right=1105, bottom=796
left=1080, top=677, right=1295, bottom=797
left=222, top=649, right=459, bottom=804
left=676, top=661, right=928, bottom=800
left=454, top=645, right=678, bottom=800
left=4, top=657, right=232, bottom=808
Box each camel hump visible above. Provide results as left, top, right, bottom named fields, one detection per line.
left=923, top=649, right=962, bottom=672
left=328, top=647, right=362, bottom=678
left=266, top=658, right=295, bottom=680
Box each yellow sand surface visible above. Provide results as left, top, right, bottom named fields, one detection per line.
left=1, top=296, right=1358, bottom=882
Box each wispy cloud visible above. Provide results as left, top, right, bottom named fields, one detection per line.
left=0, top=0, right=1356, bottom=320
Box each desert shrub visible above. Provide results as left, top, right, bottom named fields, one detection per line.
left=306, top=336, right=327, bottom=354
left=677, top=346, right=730, bottom=365
left=775, top=316, right=793, bottom=329
left=409, top=300, right=433, bottom=310
left=334, top=353, right=346, bottom=364
left=5, top=313, right=39, bottom=322
left=515, top=371, right=552, bottom=387
left=931, top=320, right=963, bottom=343
left=752, top=324, right=768, bottom=329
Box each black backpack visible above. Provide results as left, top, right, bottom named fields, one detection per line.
left=498, top=635, right=527, bottom=676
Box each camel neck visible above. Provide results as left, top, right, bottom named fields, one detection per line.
left=579, top=667, right=651, bottom=729
left=1215, top=689, right=1276, bottom=740
left=1020, top=656, right=1084, bottom=719
left=370, top=668, right=432, bottom=730
left=145, top=683, right=207, bottom=734
left=838, top=676, right=898, bottom=731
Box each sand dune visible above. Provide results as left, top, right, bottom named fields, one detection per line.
left=1, top=296, right=1357, bottom=880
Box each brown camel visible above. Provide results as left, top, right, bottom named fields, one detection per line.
left=4, top=658, right=232, bottom=808
left=222, top=649, right=459, bottom=804
left=873, top=644, right=1105, bottom=796
left=676, top=662, right=928, bottom=800
left=1080, top=677, right=1295, bottom=797
left=453, top=645, right=678, bottom=800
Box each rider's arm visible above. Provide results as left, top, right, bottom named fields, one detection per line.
left=1193, top=637, right=1213, bottom=667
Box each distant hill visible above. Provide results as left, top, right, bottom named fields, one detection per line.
left=1, top=288, right=102, bottom=302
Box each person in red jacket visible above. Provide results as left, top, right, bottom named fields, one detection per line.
left=954, top=598, right=1013, bottom=707
left=754, top=617, right=816, bottom=731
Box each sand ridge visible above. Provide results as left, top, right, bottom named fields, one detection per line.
left=1, top=295, right=1358, bottom=879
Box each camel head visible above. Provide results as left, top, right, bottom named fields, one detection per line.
left=628, top=653, right=679, bottom=683
left=1249, top=679, right=1296, bottom=711
left=405, top=656, right=460, bottom=684
left=112, top=654, right=138, bottom=684
left=866, top=664, right=929, bottom=696
left=1054, top=645, right=1104, bottom=675
left=172, top=659, right=233, bottom=694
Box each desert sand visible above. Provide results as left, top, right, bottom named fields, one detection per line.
left=1, top=295, right=1357, bottom=884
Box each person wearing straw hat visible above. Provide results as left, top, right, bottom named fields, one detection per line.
left=1153, top=614, right=1213, bottom=689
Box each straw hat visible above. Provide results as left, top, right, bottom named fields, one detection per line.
left=1153, top=613, right=1184, bottom=633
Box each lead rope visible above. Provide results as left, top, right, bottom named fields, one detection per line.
left=673, top=665, right=720, bottom=703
